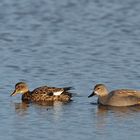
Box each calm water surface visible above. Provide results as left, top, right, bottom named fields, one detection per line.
left=1, top=0, right=140, bottom=140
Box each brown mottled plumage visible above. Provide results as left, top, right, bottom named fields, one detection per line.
left=88, top=84, right=140, bottom=107
left=11, top=82, right=72, bottom=103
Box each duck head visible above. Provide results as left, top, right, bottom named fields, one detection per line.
left=88, top=84, right=108, bottom=98
left=10, top=82, right=29, bottom=96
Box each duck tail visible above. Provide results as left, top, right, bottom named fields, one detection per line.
left=62, top=91, right=73, bottom=97
left=63, top=87, right=73, bottom=91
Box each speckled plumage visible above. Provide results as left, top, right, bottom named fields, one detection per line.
left=11, top=82, right=72, bottom=103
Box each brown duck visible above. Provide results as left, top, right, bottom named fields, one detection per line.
left=10, top=82, right=72, bottom=103
left=88, top=84, right=140, bottom=107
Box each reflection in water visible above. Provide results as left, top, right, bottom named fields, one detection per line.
left=13, top=102, right=29, bottom=116
left=94, top=105, right=140, bottom=130
left=97, top=105, right=140, bottom=116
left=51, top=101, right=64, bottom=121
left=2, top=0, right=140, bottom=139
left=13, top=101, right=69, bottom=119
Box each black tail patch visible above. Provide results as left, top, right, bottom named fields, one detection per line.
left=61, top=92, right=72, bottom=97
left=63, top=87, right=74, bottom=91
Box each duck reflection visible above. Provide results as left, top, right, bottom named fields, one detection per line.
left=93, top=104, right=140, bottom=129
left=13, top=101, right=29, bottom=116
left=31, top=101, right=68, bottom=120
left=97, top=104, right=140, bottom=116
left=12, top=100, right=70, bottom=118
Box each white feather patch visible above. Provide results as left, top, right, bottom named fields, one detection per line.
left=94, top=91, right=99, bottom=95
left=53, top=91, right=63, bottom=96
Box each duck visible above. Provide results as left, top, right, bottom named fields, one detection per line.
left=10, top=82, right=72, bottom=103
left=88, top=84, right=140, bottom=107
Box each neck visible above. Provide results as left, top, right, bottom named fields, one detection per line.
left=98, top=95, right=109, bottom=105
left=98, top=89, right=109, bottom=105
left=22, top=91, right=31, bottom=101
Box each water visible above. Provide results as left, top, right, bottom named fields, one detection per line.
left=0, top=0, right=140, bottom=139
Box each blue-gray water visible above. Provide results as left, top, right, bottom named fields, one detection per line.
left=1, top=0, right=140, bottom=139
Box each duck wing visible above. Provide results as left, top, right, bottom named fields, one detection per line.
left=45, top=86, right=73, bottom=96
left=31, top=86, right=72, bottom=96
left=110, top=89, right=140, bottom=97
left=31, top=86, right=54, bottom=96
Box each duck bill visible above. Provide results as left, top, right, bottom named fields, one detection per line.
left=10, top=90, right=17, bottom=96
left=88, top=91, right=96, bottom=98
